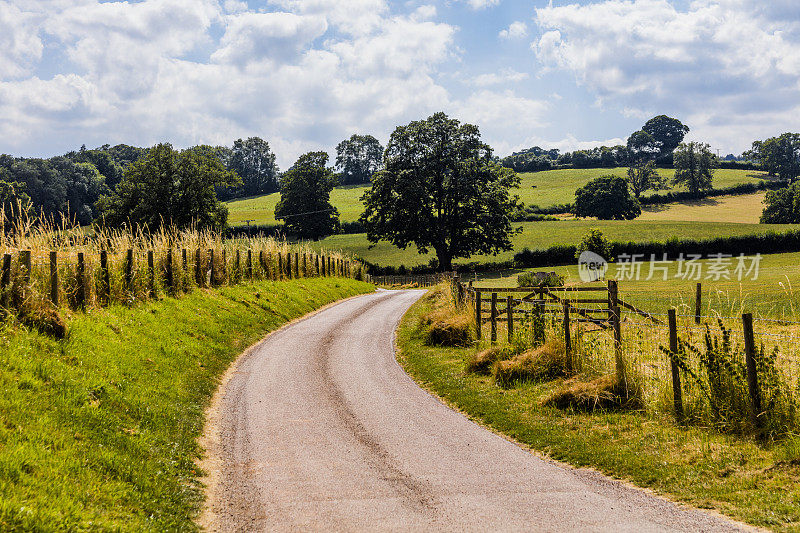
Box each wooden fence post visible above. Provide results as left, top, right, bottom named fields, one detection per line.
left=278, top=253, right=283, bottom=280
left=695, top=282, right=702, bottom=324
left=563, top=300, right=572, bottom=374
left=247, top=249, right=253, bottom=280
left=315, top=255, right=320, bottom=276
left=182, top=249, right=188, bottom=292
left=259, top=251, right=266, bottom=280
left=475, top=290, right=482, bottom=340
left=286, top=253, right=292, bottom=279
left=195, top=248, right=203, bottom=287
left=100, top=249, right=110, bottom=305
left=77, top=252, right=86, bottom=309
left=1, top=253, right=11, bottom=310
left=302, top=253, right=307, bottom=277
left=221, top=249, right=227, bottom=284
left=50, top=251, right=58, bottom=306
left=506, top=295, right=514, bottom=343
left=491, top=292, right=498, bottom=343
left=235, top=250, right=241, bottom=282
left=148, top=250, right=156, bottom=297
left=668, top=309, right=684, bottom=422
left=608, top=280, right=626, bottom=387
left=742, top=313, right=764, bottom=435
left=294, top=252, right=299, bottom=278
left=166, top=249, right=174, bottom=293
left=125, top=249, right=134, bottom=294
left=209, top=249, right=215, bottom=286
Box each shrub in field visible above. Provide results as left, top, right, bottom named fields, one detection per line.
left=517, top=271, right=565, bottom=287
left=573, top=175, right=641, bottom=220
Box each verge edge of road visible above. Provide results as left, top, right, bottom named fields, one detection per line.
left=196, top=289, right=380, bottom=531
left=392, top=295, right=760, bottom=532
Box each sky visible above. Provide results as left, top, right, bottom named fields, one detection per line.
left=1, top=0, right=799, bottom=168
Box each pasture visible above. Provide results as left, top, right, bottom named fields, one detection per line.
left=225, top=167, right=768, bottom=226
left=474, top=251, right=800, bottom=320
left=306, top=220, right=800, bottom=269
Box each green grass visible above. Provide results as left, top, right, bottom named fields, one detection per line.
left=474, top=250, right=800, bottom=320
left=0, top=277, right=373, bottom=531
left=516, top=167, right=767, bottom=209
left=397, top=295, right=800, bottom=531
left=225, top=168, right=767, bottom=226
left=306, top=220, right=800, bottom=269
left=227, top=185, right=368, bottom=226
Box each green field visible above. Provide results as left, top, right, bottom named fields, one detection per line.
left=308, top=220, right=800, bottom=269
left=226, top=167, right=768, bottom=226
left=474, top=251, right=800, bottom=320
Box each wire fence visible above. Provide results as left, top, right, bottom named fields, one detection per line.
left=453, top=277, right=800, bottom=438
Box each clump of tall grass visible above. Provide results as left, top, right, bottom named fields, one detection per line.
left=493, top=336, right=567, bottom=388
left=421, top=283, right=475, bottom=347
left=663, top=319, right=797, bottom=438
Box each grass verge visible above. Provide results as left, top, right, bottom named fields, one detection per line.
left=397, top=295, right=800, bottom=531
left=0, top=277, right=373, bottom=531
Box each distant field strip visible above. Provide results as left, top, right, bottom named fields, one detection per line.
left=226, top=168, right=768, bottom=226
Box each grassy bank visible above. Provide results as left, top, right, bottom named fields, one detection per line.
left=397, top=295, right=800, bottom=531
left=0, top=277, right=373, bottom=531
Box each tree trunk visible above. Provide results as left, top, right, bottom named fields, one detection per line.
left=435, top=247, right=452, bottom=272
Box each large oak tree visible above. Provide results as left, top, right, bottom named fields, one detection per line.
left=360, top=112, right=520, bottom=271
left=275, top=151, right=339, bottom=240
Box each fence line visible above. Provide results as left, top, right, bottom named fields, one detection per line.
left=0, top=247, right=365, bottom=317
left=447, top=275, right=799, bottom=438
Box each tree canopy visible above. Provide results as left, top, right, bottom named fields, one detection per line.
left=573, top=175, right=641, bottom=220
left=626, top=160, right=666, bottom=198
left=0, top=154, right=109, bottom=225
left=360, top=112, right=520, bottom=271
left=642, top=115, right=690, bottom=161
left=96, top=143, right=239, bottom=230
left=217, top=137, right=279, bottom=200
left=335, top=134, right=383, bottom=185
left=761, top=182, right=800, bottom=224
left=745, top=133, right=800, bottom=182
left=274, top=151, right=339, bottom=240
left=673, top=141, right=715, bottom=195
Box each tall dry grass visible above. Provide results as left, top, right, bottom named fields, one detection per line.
left=0, top=210, right=365, bottom=335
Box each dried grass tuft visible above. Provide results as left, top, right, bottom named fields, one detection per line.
left=493, top=336, right=567, bottom=387
left=467, top=346, right=514, bottom=375
left=543, top=374, right=642, bottom=411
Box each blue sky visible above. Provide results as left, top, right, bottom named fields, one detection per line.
left=1, top=0, right=799, bottom=167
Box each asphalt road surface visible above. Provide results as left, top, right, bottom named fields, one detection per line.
left=209, top=289, right=748, bottom=532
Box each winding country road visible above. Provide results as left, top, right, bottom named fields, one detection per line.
left=206, top=289, right=748, bottom=532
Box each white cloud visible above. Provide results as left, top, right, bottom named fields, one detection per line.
left=0, top=0, right=460, bottom=167
left=499, top=21, right=527, bottom=40
left=268, top=0, right=388, bottom=36
left=453, top=90, right=549, bottom=155
left=466, top=0, right=500, bottom=10
left=533, top=0, right=800, bottom=152
left=472, top=68, right=529, bottom=86
left=211, top=12, right=328, bottom=66
left=0, top=2, right=44, bottom=79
